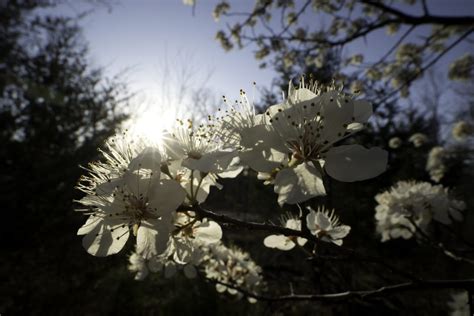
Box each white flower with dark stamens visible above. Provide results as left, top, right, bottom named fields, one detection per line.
left=76, top=148, right=186, bottom=258
left=240, top=79, right=387, bottom=205
left=162, top=119, right=237, bottom=174
left=306, top=206, right=351, bottom=246
left=408, top=133, right=428, bottom=147
left=263, top=215, right=307, bottom=251
left=374, top=181, right=465, bottom=242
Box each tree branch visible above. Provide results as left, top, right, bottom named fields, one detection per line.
left=362, top=1, right=474, bottom=26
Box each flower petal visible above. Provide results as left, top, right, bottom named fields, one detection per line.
left=239, top=145, right=286, bottom=172
left=183, top=150, right=237, bottom=173
left=305, top=211, right=318, bottom=232
left=274, top=162, right=326, bottom=206
left=315, top=211, right=332, bottom=231
left=82, top=219, right=129, bottom=257
left=240, top=124, right=287, bottom=153
left=263, top=234, right=295, bottom=251
left=128, top=147, right=162, bottom=172
left=352, top=99, right=372, bottom=123
left=324, top=144, right=387, bottom=182
left=329, top=225, right=351, bottom=240
left=136, top=219, right=170, bottom=259
left=183, top=264, right=197, bottom=279
left=149, top=179, right=186, bottom=215
left=194, top=220, right=222, bottom=244
left=77, top=215, right=101, bottom=235
left=296, top=237, right=307, bottom=246
left=319, top=91, right=354, bottom=143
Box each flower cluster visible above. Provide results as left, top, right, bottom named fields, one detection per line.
left=75, top=78, right=389, bottom=301
left=219, top=79, right=387, bottom=206
left=375, top=181, right=465, bottom=242
left=202, top=242, right=264, bottom=303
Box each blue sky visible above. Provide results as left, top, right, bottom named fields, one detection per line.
left=49, top=0, right=474, bottom=139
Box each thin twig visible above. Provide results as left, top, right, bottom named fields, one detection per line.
left=205, top=277, right=474, bottom=302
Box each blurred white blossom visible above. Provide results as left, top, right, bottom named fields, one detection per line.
left=375, top=181, right=465, bottom=242
left=448, top=54, right=474, bottom=81
left=203, top=242, right=264, bottom=303
left=408, top=133, right=428, bottom=147
left=426, top=146, right=446, bottom=183
left=452, top=120, right=473, bottom=141
left=448, top=291, right=470, bottom=316
left=388, top=137, right=402, bottom=149
left=128, top=252, right=149, bottom=281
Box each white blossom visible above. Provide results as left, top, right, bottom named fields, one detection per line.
left=375, top=181, right=465, bottom=242
left=448, top=53, right=474, bottom=81
left=162, top=120, right=237, bottom=174
left=128, top=252, right=149, bottom=281
left=452, top=120, right=473, bottom=141
left=76, top=147, right=186, bottom=258
left=76, top=133, right=147, bottom=195
left=448, top=291, right=470, bottom=316
left=202, top=242, right=264, bottom=303
left=240, top=82, right=387, bottom=205
left=408, top=133, right=428, bottom=147
left=426, top=146, right=446, bottom=183
left=214, top=89, right=263, bottom=147
left=306, top=206, right=351, bottom=246
left=169, top=212, right=223, bottom=265
left=263, top=216, right=307, bottom=251
left=239, top=79, right=387, bottom=205
left=388, top=137, right=402, bottom=149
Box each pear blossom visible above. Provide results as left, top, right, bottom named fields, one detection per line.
left=408, top=133, right=428, bottom=147
left=162, top=119, right=237, bottom=174
left=306, top=207, right=351, bottom=246
left=76, top=148, right=186, bottom=258
left=263, top=216, right=307, bottom=251
left=239, top=79, right=387, bottom=205
left=374, top=181, right=465, bottom=242
left=452, top=120, right=473, bottom=141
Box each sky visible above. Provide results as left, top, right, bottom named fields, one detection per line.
left=48, top=0, right=474, bottom=140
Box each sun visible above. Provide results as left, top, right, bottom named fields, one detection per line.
left=127, top=104, right=179, bottom=147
